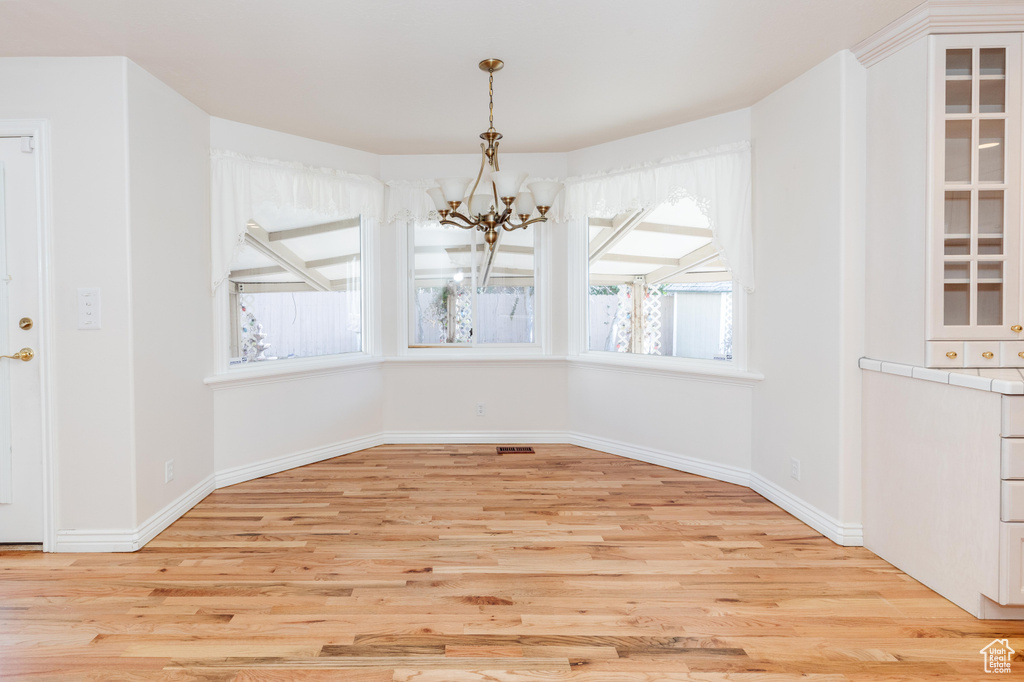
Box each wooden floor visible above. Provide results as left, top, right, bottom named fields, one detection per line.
left=2, top=444, right=1024, bottom=680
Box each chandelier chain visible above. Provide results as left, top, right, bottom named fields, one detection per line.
left=488, top=69, right=494, bottom=131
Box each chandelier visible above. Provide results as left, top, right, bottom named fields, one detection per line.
left=425, top=59, right=562, bottom=247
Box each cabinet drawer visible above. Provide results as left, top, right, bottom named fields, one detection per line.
left=1002, top=439, right=1024, bottom=479
left=1001, top=522, right=1024, bottom=605
left=1004, top=342, right=1024, bottom=367
left=1004, top=397, right=1024, bottom=436
left=1004, top=481, right=1024, bottom=521
left=926, top=341, right=964, bottom=368
left=966, top=341, right=1002, bottom=367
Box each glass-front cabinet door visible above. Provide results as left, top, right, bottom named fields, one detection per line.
left=930, top=34, right=1022, bottom=345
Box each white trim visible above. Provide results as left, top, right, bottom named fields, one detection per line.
left=381, top=431, right=569, bottom=445
left=214, top=434, right=385, bottom=488
left=0, top=120, right=57, bottom=551
left=853, top=1, right=1024, bottom=68
left=568, top=432, right=861, bottom=545
left=53, top=473, right=215, bottom=553
left=566, top=432, right=751, bottom=487
left=205, top=353, right=382, bottom=389
left=122, top=59, right=140, bottom=542
left=385, top=355, right=566, bottom=369
left=749, top=472, right=864, bottom=547
left=568, top=354, right=763, bottom=385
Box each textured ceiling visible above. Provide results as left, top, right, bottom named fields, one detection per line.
left=0, top=0, right=922, bottom=154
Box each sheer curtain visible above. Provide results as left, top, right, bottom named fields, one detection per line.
left=562, top=142, right=753, bottom=292
left=211, top=150, right=384, bottom=291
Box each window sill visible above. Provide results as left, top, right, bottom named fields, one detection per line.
left=388, top=351, right=564, bottom=369
left=569, top=352, right=764, bottom=385
left=204, top=353, right=382, bottom=389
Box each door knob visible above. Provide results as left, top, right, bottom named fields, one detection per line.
left=0, top=348, right=33, bottom=362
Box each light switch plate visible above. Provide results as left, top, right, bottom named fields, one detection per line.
left=77, top=287, right=101, bottom=330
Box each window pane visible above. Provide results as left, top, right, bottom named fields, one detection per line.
left=946, top=49, right=972, bottom=77
left=228, top=217, right=362, bottom=364
left=945, top=120, right=972, bottom=183
left=944, top=191, right=971, bottom=234
left=477, top=229, right=536, bottom=344
left=588, top=285, right=632, bottom=352
left=238, top=290, right=359, bottom=360
left=979, top=119, right=1005, bottom=182
left=410, top=222, right=536, bottom=345
left=660, top=282, right=733, bottom=360
left=587, top=199, right=732, bottom=361
left=411, top=222, right=475, bottom=344
left=476, top=286, right=534, bottom=343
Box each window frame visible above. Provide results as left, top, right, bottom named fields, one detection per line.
left=399, top=219, right=550, bottom=356
left=211, top=215, right=379, bottom=377
left=569, top=216, right=749, bottom=373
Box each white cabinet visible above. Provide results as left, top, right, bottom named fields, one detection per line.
left=928, top=34, right=1024, bottom=366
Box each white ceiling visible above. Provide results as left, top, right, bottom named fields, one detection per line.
left=0, top=0, right=921, bottom=154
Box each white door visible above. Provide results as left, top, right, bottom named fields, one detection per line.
left=0, top=136, right=43, bottom=543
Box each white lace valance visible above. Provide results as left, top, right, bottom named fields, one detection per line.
left=385, top=179, right=440, bottom=224
left=562, top=142, right=753, bottom=292
left=211, top=150, right=385, bottom=291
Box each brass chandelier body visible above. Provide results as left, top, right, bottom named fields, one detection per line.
left=426, top=59, right=563, bottom=247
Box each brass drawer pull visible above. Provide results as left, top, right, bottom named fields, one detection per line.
left=983, top=351, right=995, bottom=359
left=946, top=351, right=958, bottom=359
left=1013, top=325, right=1023, bottom=333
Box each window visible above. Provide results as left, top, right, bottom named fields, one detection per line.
left=587, top=199, right=734, bottom=361
left=410, top=222, right=536, bottom=346
left=227, top=216, right=362, bottom=364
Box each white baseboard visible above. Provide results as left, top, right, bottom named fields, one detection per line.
left=380, top=430, right=569, bottom=445
left=749, top=473, right=864, bottom=547
left=214, top=434, right=385, bottom=489
left=53, top=431, right=863, bottom=551
left=54, top=473, right=216, bottom=553
left=567, top=432, right=752, bottom=487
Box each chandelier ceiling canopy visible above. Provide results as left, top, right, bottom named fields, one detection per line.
left=425, top=59, right=562, bottom=247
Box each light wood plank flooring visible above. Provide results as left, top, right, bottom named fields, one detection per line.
left=2, top=444, right=1024, bottom=680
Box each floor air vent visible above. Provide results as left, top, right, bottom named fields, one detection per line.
left=497, top=446, right=535, bottom=454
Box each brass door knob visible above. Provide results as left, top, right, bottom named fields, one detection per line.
left=1013, top=325, right=1023, bottom=333
left=18, top=317, right=32, bottom=331
left=0, top=348, right=33, bottom=362
left=946, top=351, right=958, bottom=359
left=1018, top=352, right=1024, bottom=359
left=983, top=351, right=995, bottom=359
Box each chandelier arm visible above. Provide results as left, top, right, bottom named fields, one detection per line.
left=501, top=216, right=548, bottom=232
left=466, top=143, right=487, bottom=211
left=446, top=210, right=482, bottom=226
left=440, top=218, right=479, bottom=230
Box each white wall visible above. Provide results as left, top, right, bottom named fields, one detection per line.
left=864, top=37, right=929, bottom=366
left=566, top=109, right=751, bottom=176
left=213, top=367, right=383, bottom=477
left=210, top=117, right=379, bottom=177
left=209, top=119, right=386, bottom=479
left=749, top=50, right=866, bottom=528
left=0, top=57, right=136, bottom=531
left=568, top=365, right=754, bottom=474
left=126, top=61, right=214, bottom=523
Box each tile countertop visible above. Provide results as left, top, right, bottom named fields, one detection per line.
left=859, top=358, right=1024, bottom=395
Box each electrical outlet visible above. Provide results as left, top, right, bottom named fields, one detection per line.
left=164, top=460, right=174, bottom=483
left=790, top=457, right=801, bottom=481
left=476, top=402, right=486, bottom=417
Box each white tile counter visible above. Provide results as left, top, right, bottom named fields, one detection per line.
left=859, top=357, right=1024, bottom=395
